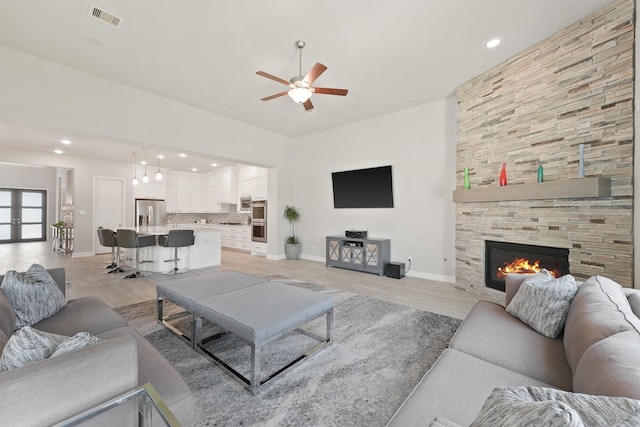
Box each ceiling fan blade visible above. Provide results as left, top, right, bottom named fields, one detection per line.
left=303, top=63, right=327, bottom=85
left=303, top=99, right=314, bottom=111
left=256, top=71, right=290, bottom=86
left=312, top=87, right=349, bottom=96
left=260, top=91, right=289, bottom=101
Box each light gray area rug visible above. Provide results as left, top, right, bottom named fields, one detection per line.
left=115, top=278, right=461, bottom=426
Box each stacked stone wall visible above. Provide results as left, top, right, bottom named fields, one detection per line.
left=455, top=0, right=635, bottom=301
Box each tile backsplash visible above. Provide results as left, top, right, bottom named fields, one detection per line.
left=167, top=212, right=251, bottom=225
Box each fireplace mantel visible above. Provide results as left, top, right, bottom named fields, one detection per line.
left=453, top=177, right=610, bottom=203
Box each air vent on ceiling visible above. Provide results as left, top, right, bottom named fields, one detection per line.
left=88, top=5, right=123, bottom=28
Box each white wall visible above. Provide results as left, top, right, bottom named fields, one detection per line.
left=293, top=97, right=458, bottom=282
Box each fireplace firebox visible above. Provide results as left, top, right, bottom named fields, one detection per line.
left=485, top=240, right=569, bottom=292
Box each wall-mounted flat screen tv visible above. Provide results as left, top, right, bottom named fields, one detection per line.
left=332, top=165, right=394, bottom=208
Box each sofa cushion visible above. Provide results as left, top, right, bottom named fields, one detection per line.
left=33, top=296, right=127, bottom=336
left=449, top=301, right=572, bottom=390
left=0, top=326, right=67, bottom=372
left=0, top=264, right=67, bottom=329
left=429, top=418, right=463, bottom=427
left=0, top=334, right=138, bottom=427
left=506, top=271, right=577, bottom=338
left=470, top=386, right=640, bottom=427
left=564, top=276, right=640, bottom=373
left=573, top=330, right=640, bottom=399
left=97, top=326, right=195, bottom=423
left=386, top=348, right=554, bottom=427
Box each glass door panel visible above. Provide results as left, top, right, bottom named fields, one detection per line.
left=0, top=189, right=47, bottom=243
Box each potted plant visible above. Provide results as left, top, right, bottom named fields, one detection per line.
left=284, top=205, right=301, bottom=259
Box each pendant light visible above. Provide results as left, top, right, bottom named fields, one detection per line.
left=155, top=151, right=163, bottom=181
left=132, top=153, right=139, bottom=186
left=142, top=148, right=149, bottom=183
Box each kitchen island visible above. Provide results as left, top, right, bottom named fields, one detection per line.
left=120, top=226, right=221, bottom=273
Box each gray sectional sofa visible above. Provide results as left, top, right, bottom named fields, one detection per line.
left=388, top=273, right=640, bottom=426
left=0, top=268, right=195, bottom=426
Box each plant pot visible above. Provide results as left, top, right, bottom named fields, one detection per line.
left=285, top=242, right=301, bottom=260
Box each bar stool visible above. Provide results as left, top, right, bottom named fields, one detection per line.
left=96, top=228, right=123, bottom=273
left=158, top=229, right=195, bottom=275
left=116, top=229, right=157, bottom=279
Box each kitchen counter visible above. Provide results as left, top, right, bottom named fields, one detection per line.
left=131, top=225, right=226, bottom=235
left=118, top=226, right=221, bottom=272
left=173, top=223, right=252, bottom=252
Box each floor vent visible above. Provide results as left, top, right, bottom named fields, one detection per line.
left=88, top=5, right=123, bottom=28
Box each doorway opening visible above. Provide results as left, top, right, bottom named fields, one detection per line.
left=0, top=188, right=47, bottom=243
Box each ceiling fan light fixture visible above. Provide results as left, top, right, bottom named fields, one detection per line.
left=288, top=87, right=312, bottom=103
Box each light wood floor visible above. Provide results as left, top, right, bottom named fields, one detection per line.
left=0, top=242, right=482, bottom=320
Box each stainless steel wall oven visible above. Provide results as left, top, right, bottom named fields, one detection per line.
left=251, top=200, right=267, bottom=242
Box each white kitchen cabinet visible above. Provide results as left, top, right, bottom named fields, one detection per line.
left=236, top=165, right=267, bottom=204
left=166, top=185, right=178, bottom=211
left=188, top=186, right=202, bottom=212
left=201, top=172, right=219, bottom=213
left=176, top=173, right=190, bottom=187
left=176, top=186, right=189, bottom=211
left=133, top=182, right=166, bottom=200
left=217, top=166, right=237, bottom=204
left=206, top=224, right=251, bottom=252
left=166, top=171, right=202, bottom=212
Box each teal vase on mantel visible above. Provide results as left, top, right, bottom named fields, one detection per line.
left=463, top=168, right=471, bottom=190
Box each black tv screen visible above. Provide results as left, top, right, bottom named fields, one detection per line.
left=332, top=165, right=394, bottom=208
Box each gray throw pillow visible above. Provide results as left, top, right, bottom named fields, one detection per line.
left=0, top=326, right=67, bottom=372
left=51, top=332, right=103, bottom=358
left=470, top=386, right=584, bottom=427
left=0, top=264, right=67, bottom=329
left=506, top=270, right=577, bottom=338
left=471, top=386, right=640, bottom=427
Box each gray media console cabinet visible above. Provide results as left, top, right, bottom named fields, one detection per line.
left=325, top=236, right=391, bottom=276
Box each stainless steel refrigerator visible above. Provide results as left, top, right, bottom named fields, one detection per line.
left=135, top=199, right=166, bottom=226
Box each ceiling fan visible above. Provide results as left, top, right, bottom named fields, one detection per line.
left=256, top=40, right=348, bottom=111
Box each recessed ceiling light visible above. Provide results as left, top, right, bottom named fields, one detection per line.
left=54, top=149, right=63, bottom=154
left=211, top=163, right=218, bottom=167
left=140, top=160, right=147, bottom=165
left=61, top=139, right=71, bottom=145
left=486, top=38, right=501, bottom=48
left=83, top=34, right=105, bottom=47
left=179, top=153, right=187, bottom=158
left=191, top=168, right=198, bottom=172
left=157, top=154, right=165, bottom=159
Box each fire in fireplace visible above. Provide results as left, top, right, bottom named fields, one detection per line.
left=485, top=240, right=569, bottom=292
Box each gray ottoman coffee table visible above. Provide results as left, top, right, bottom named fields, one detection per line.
left=157, top=271, right=334, bottom=394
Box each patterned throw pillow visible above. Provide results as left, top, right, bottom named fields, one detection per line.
left=0, top=326, right=67, bottom=372
left=50, top=332, right=103, bottom=358
left=506, top=270, right=577, bottom=338
left=470, top=386, right=640, bottom=427
left=470, top=387, right=583, bottom=427
left=0, top=264, right=67, bottom=329
left=0, top=327, right=103, bottom=372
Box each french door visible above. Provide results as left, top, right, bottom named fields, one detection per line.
left=0, top=189, right=47, bottom=243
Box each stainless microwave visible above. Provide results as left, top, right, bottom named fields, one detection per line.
left=240, top=196, right=252, bottom=212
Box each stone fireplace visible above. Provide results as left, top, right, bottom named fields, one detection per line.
left=453, top=0, right=634, bottom=302
left=485, top=240, right=569, bottom=292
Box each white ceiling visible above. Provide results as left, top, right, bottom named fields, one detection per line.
left=0, top=0, right=614, bottom=172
